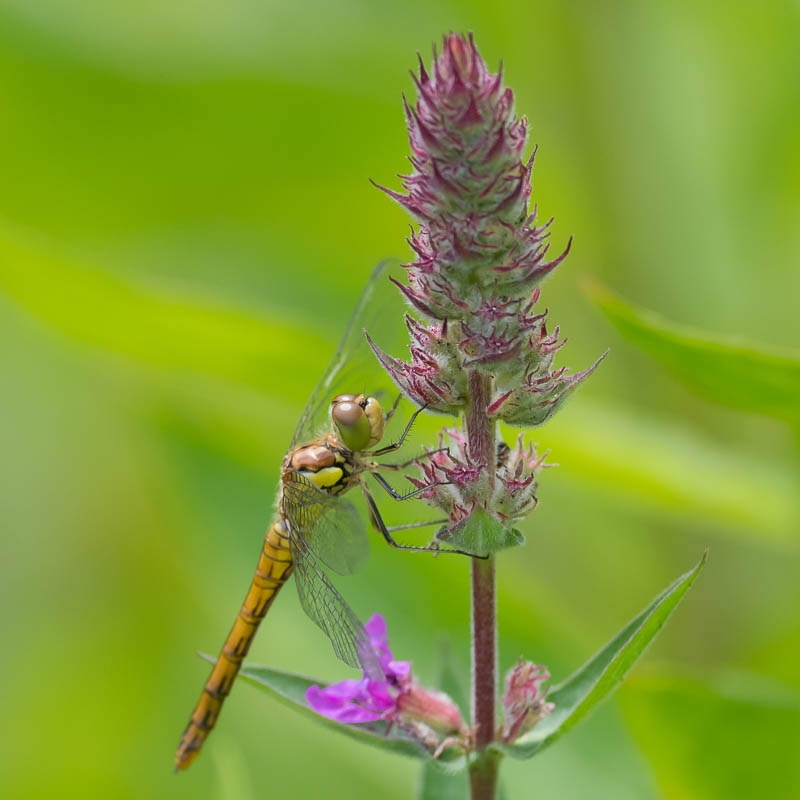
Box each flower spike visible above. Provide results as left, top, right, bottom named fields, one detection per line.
left=368, top=32, right=606, bottom=548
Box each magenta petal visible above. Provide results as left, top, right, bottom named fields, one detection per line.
left=306, top=679, right=365, bottom=714
left=388, top=660, right=411, bottom=679
left=307, top=677, right=398, bottom=724
left=306, top=615, right=413, bottom=724
left=364, top=613, right=388, bottom=641
left=365, top=681, right=396, bottom=711
left=327, top=705, right=384, bottom=724
left=315, top=679, right=366, bottom=702
left=306, top=685, right=344, bottom=714
left=364, top=613, right=397, bottom=676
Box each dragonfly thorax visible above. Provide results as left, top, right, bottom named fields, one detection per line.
left=285, top=438, right=354, bottom=495
left=330, top=393, right=385, bottom=452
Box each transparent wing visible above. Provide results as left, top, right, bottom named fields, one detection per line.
left=281, top=469, right=370, bottom=576
left=290, top=526, right=383, bottom=681
left=282, top=260, right=411, bottom=682
left=290, top=259, right=413, bottom=449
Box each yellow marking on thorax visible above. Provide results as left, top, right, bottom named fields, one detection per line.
left=301, top=466, right=344, bottom=489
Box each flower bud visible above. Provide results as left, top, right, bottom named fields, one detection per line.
left=500, top=658, right=554, bottom=743
left=395, top=685, right=465, bottom=734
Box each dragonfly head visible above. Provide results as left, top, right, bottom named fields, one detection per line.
left=331, top=393, right=384, bottom=451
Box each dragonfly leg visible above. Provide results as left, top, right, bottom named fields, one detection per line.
left=370, top=447, right=449, bottom=471
left=368, top=403, right=428, bottom=457
left=371, top=472, right=448, bottom=502
left=383, top=393, right=403, bottom=424
left=386, top=518, right=448, bottom=532
left=362, top=484, right=482, bottom=558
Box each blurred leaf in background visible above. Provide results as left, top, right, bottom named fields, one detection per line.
left=585, top=279, right=800, bottom=425
left=1, top=1, right=798, bottom=798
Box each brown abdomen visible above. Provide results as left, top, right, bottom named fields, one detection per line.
left=174, top=518, right=293, bottom=771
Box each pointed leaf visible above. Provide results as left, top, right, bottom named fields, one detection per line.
left=587, top=281, right=800, bottom=423
left=200, top=657, right=467, bottom=767
left=497, top=551, right=707, bottom=759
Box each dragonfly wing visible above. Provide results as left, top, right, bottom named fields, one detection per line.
left=290, top=533, right=383, bottom=681
left=281, top=469, right=369, bottom=576
left=290, top=259, right=413, bottom=450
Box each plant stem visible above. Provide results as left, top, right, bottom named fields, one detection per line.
left=466, top=372, right=495, bottom=482
left=466, top=371, right=499, bottom=800
left=470, top=555, right=498, bottom=799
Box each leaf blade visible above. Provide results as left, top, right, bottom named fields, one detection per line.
left=586, top=280, right=800, bottom=423
left=203, top=657, right=466, bottom=768
left=499, top=551, right=708, bottom=759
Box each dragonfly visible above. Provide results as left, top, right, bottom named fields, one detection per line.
left=175, top=261, right=478, bottom=771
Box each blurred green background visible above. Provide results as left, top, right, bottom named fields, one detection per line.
left=1, top=1, right=798, bottom=798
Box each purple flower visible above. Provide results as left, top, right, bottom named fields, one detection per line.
left=305, top=678, right=395, bottom=724
left=363, top=613, right=411, bottom=685
left=305, top=614, right=464, bottom=739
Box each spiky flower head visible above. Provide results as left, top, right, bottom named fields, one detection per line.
left=409, top=428, right=552, bottom=544
left=369, top=32, right=605, bottom=424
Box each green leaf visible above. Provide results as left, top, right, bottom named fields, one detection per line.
left=539, top=403, right=799, bottom=546
left=621, top=670, right=800, bottom=799
left=200, top=656, right=468, bottom=768
left=498, top=551, right=708, bottom=760
left=438, top=508, right=525, bottom=557
left=586, top=280, right=800, bottom=423
left=0, top=225, right=322, bottom=393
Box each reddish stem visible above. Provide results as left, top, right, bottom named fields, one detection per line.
left=465, top=371, right=499, bottom=800
left=466, top=371, right=495, bottom=482
left=471, top=556, right=497, bottom=748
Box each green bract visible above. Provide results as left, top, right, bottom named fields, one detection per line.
left=437, top=508, right=524, bottom=557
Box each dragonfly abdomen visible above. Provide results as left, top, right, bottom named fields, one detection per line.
left=175, top=519, right=293, bottom=771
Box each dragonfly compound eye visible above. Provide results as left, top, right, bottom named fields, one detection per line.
left=362, top=396, right=385, bottom=447
left=331, top=399, right=372, bottom=451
